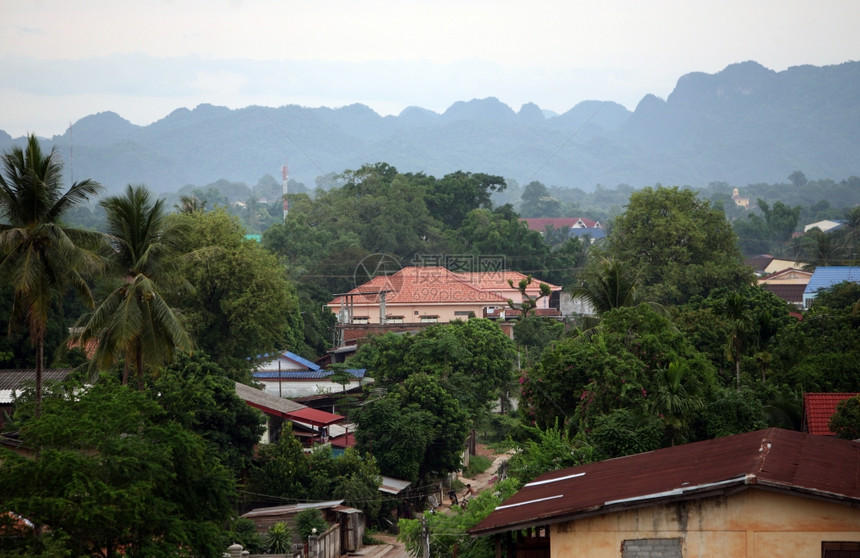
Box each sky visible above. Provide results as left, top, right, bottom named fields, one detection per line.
left=2, top=0, right=859, bottom=138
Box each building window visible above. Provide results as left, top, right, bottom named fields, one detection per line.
left=352, top=316, right=369, bottom=324
left=419, top=316, right=438, bottom=323
left=454, top=311, right=474, bottom=318
left=622, top=538, right=682, bottom=558
left=823, top=542, right=860, bottom=558
left=386, top=316, right=404, bottom=323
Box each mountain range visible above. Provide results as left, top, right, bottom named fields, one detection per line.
left=1, top=60, right=858, bottom=195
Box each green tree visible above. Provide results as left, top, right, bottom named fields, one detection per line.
left=74, top=185, right=193, bottom=388
left=0, top=134, right=103, bottom=414
left=570, top=256, right=641, bottom=315
left=295, top=508, right=328, bottom=540
left=247, top=423, right=310, bottom=501
left=152, top=353, right=266, bottom=475
left=829, top=395, right=860, bottom=440
left=425, top=170, right=506, bottom=229
left=306, top=447, right=382, bottom=524
left=0, top=377, right=235, bottom=557
left=770, top=282, right=860, bottom=392
left=353, top=319, right=516, bottom=421
left=452, top=206, right=550, bottom=276
left=397, top=479, right=520, bottom=558
left=648, top=361, right=704, bottom=444
left=174, top=208, right=303, bottom=374
left=606, top=186, right=752, bottom=305
left=506, top=421, right=594, bottom=485
left=353, top=374, right=467, bottom=483
left=521, top=304, right=717, bottom=443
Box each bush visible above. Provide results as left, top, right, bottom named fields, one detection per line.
left=265, top=522, right=292, bottom=554
left=295, top=508, right=328, bottom=540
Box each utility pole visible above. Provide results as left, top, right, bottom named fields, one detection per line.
left=421, top=515, right=430, bottom=558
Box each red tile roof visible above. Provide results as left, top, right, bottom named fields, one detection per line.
left=803, top=393, right=859, bottom=436
left=471, top=428, right=860, bottom=536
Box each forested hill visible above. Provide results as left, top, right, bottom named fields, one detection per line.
left=1, top=60, right=858, bottom=195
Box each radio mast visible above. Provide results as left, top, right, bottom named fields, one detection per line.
left=281, top=161, right=289, bottom=219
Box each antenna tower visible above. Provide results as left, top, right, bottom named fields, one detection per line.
left=281, top=161, right=289, bottom=219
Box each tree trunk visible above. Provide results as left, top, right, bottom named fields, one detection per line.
left=35, top=338, right=43, bottom=417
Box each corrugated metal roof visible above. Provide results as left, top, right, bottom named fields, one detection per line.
left=0, top=369, right=75, bottom=391
left=804, top=393, right=858, bottom=436
left=471, top=428, right=860, bottom=536
left=234, top=381, right=306, bottom=415
left=379, top=476, right=411, bottom=495
left=0, top=369, right=76, bottom=403
left=253, top=368, right=366, bottom=380
left=283, top=407, right=345, bottom=427
left=242, top=500, right=345, bottom=518
left=804, top=266, right=860, bottom=296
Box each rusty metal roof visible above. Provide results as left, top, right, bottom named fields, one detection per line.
left=471, top=428, right=860, bottom=536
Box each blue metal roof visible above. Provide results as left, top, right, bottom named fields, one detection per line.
left=254, top=350, right=321, bottom=371
left=253, top=369, right=366, bottom=380
left=804, top=266, right=860, bottom=296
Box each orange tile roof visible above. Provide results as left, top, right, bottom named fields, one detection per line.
left=330, top=266, right=510, bottom=306
left=804, top=393, right=858, bottom=436
left=461, top=270, right=561, bottom=293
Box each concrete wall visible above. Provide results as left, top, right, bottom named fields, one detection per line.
left=551, top=489, right=860, bottom=558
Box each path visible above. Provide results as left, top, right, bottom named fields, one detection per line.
left=355, top=445, right=509, bottom=558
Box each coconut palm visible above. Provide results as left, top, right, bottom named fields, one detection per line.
left=75, top=185, right=192, bottom=389
left=569, top=256, right=641, bottom=315
left=0, top=134, right=103, bottom=414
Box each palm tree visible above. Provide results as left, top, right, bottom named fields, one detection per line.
left=722, top=292, right=754, bottom=388
left=174, top=194, right=206, bottom=214
left=0, top=134, right=103, bottom=414
left=74, top=185, right=192, bottom=389
left=649, top=361, right=703, bottom=445
left=570, top=256, right=641, bottom=315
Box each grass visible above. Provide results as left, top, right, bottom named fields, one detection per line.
left=462, top=454, right=493, bottom=478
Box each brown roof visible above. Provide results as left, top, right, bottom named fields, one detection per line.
left=803, top=393, right=859, bottom=436
left=760, top=283, right=806, bottom=304
left=471, top=428, right=860, bottom=536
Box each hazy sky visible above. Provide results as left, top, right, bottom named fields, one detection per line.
left=2, top=0, right=858, bottom=138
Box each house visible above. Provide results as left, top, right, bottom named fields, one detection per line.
left=471, top=428, right=860, bottom=558
left=326, top=266, right=561, bottom=345
left=731, top=188, right=750, bottom=209
left=758, top=267, right=813, bottom=308
left=252, top=350, right=368, bottom=398
left=234, top=382, right=344, bottom=446
left=521, top=217, right=606, bottom=242
left=804, top=219, right=846, bottom=234
left=0, top=369, right=75, bottom=429
left=803, top=393, right=859, bottom=436
left=802, top=266, right=860, bottom=308
left=744, top=254, right=809, bottom=276
left=241, top=500, right=365, bottom=554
